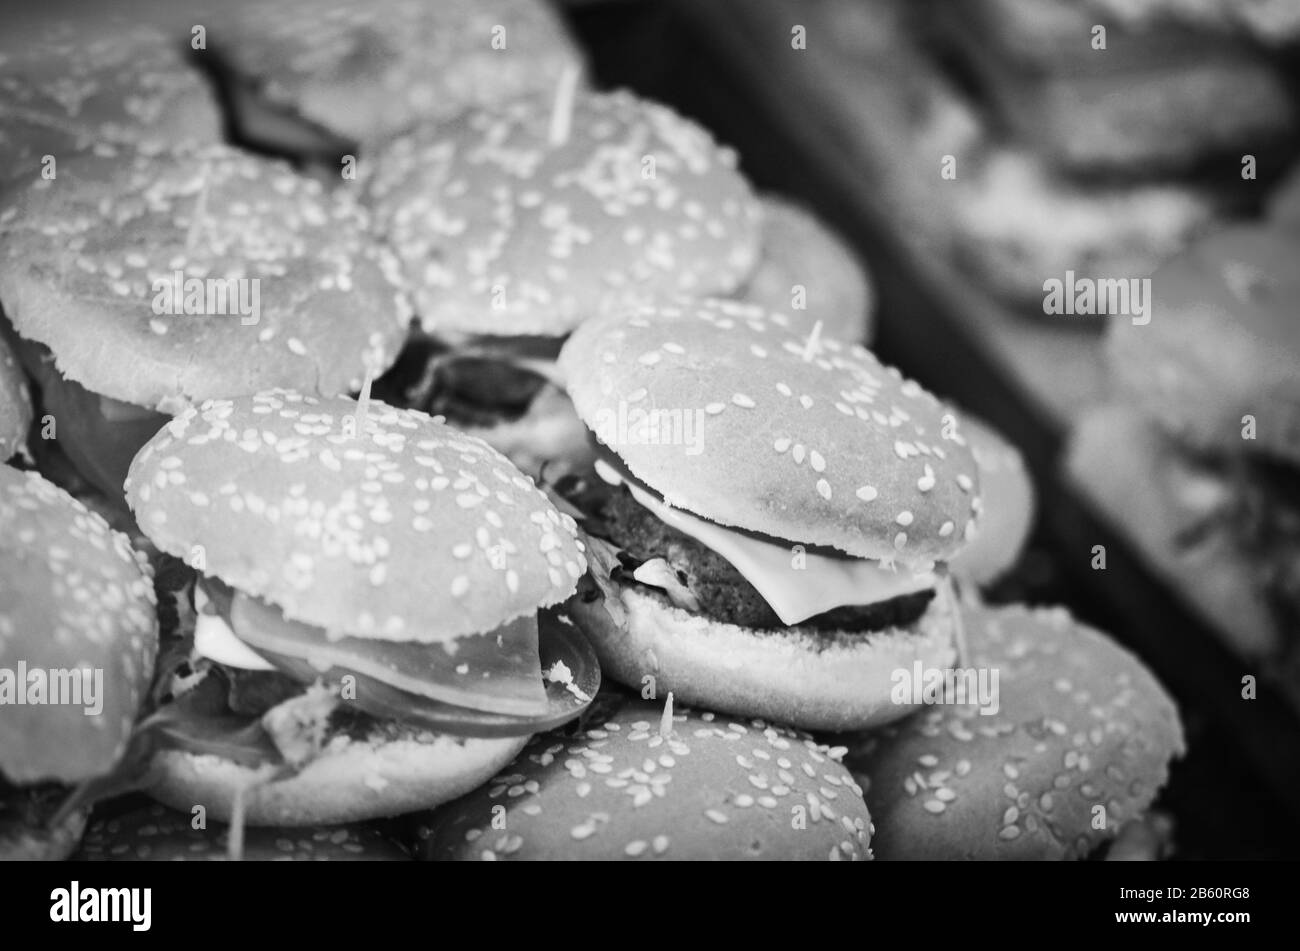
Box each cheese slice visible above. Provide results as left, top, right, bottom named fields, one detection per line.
left=595, top=458, right=937, bottom=626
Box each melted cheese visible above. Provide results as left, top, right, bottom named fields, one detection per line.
left=595, top=459, right=937, bottom=625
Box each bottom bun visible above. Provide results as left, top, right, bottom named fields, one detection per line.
left=0, top=807, right=87, bottom=861
left=148, top=730, right=528, bottom=827
left=567, top=586, right=957, bottom=731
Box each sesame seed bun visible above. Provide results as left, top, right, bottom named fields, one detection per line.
left=212, top=0, right=583, bottom=146
left=125, top=390, right=587, bottom=642
left=0, top=331, right=31, bottom=459
left=568, top=586, right=958, bottom=731
left=558, top=300, right=981, bottom=563
left=739, top=195, right=875, bottom=344
left=1, top=807, right=87, bottom=862
left=0, top=143, right=407, bottom=412
left=0, top=467, right=157, bottom=784
left=77, top=802, right=411, bottom=860
left=1106, top=225, right=1300, bottom=466
left=421, top=700, right=874, bottom=860
left=846, top=604, right=1185, bottom=860
left=146, top=725, right=529, bottom=827
left=947, top=414, right=1035, bottom=587
left=366, top=91, right=761, bottom=338
left=0, top=20, right=221, bottom=188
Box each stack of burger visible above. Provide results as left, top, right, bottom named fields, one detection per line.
left=2, top=0, right=1183, bottom=861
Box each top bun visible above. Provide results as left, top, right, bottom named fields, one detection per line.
left=848, top=604, right=1185, bottom=860
left=0, top=467, right=157, bottom=784
left=559, top=300, right=981, bottom=563
left=0, top=20, right=221, bottom=186
left=1107, top=225, right=1300, bottom=465
left=422, top=699, right=874, bottom=861
left=366, top=90, right=762, bottom=338
left=212, top=0, right=583, bottom=145
left=0, top=331, right=31, bottom=458
left=0, top=143, right=408, bottom=411
left=740, top=194, right=874, bottom=344
left=126, top=390, right=587, bottom=642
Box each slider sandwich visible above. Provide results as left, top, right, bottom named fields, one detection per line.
left=1, top=467, right=157, bottom=859
left=0, top=142, right=408, bottom=504
left=365, top=83, right=762, bottom=476
left=556, top=299, right=983, bottom=731
left=119, top=389, right=598, bottom=825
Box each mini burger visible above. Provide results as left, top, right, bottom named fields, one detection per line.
left=421, top=695, right=874, bottom=861
left=739, top=194, right=875, bottom=345
left=365, top=85, right=762, bottom=476
left=846, top=603, right=1184, bottom=860
left=555, top=299, right=982, bottom=731
left=0, top=332, right=31, bottom=461
left=0, top=142, right=408, bottom=504
left=0, top=17, right=222, bottom=189
left=120, top=389, right=598, bottom=826
left=0, top=467, right=158, bottom=860
left=209, top=0, right=584, bottom=151
left=1071, top=223, right=1300, bottom=687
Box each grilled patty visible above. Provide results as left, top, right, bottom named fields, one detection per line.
left=596, top=484, right=935, bottom=632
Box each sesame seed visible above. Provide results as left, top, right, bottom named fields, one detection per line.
left=816, top=479, right=832, bottom=500
left=896, top=511, right=914, bottom=526
left=856, top=485, right=878, bottom=502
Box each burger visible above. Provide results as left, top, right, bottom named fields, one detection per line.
left=207, top=0, right=585, bottom=153
left=77, top=801, right=411, bottom=861
left=555, top=299, right=982, bottom=731
left=1071, top=223, right=1300, bottom=696
left=0, top=141, right=408, bottom=505
left=946, top=413, right=1035, bottom=588
left=846, top=603, right=1184, bottom=860
left=0, top=15, right=222, bottom=190
left=739, top=194, right=876, bottom=345
left=0, top=466, right=158, bottom=860
left=364, top=86, right=762, bottom=477
left=119, top=388, right=598, bottom=826
left=421, top=694, right=874, bottom=861
left=0, top=333, right=31, bottom=462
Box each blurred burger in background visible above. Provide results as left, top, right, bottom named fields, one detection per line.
left=1070, top=223, right=1300, bottom=708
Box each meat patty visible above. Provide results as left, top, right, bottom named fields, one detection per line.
left=596, top=484, right=935, bottom=632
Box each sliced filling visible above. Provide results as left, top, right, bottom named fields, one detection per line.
left=557, top=458, right=942, bottom=636
left=390, top=336, right=559, bottom=430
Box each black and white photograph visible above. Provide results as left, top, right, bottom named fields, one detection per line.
left=0, top=0, right=1296, bottom=921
